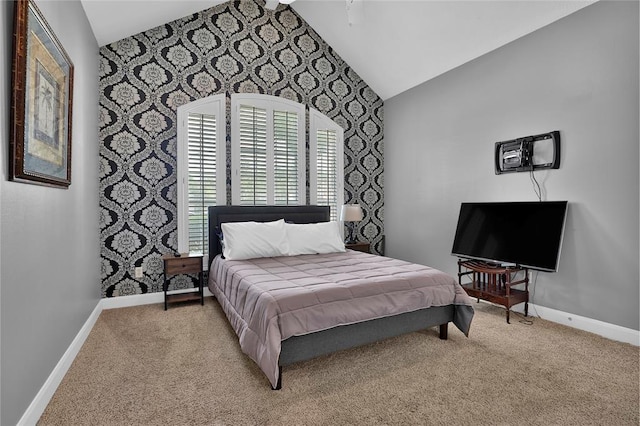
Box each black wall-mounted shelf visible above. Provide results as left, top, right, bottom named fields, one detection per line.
left=495, top=130, right=560, bottom=174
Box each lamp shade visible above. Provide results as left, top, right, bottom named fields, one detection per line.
left=340, top=204, right=363, bottom=222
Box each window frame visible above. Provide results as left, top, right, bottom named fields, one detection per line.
left=230, top=93, right=306, bottom=206
left=176, top=94, right=226, bottom=263
left=309, top=107, right=344, bottom=222
left=177, top=95, right=346, bottom=261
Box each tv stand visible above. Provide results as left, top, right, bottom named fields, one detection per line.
left=457, top=260, right=529, bottom=323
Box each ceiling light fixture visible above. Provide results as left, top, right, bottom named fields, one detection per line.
left=265, top=0, right=296, bottom=10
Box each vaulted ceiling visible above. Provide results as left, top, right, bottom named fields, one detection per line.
left=81, top=0, right=596, bottom=100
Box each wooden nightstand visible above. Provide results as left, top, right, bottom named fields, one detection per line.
left=162, top=253, right=203, bottom=310
left=346, top=241, right=370, bottom=253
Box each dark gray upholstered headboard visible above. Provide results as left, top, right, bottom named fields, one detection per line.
left=207, top=205, right=330, bottom=262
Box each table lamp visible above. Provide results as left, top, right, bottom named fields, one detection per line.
left=340, top=204, right=363, bottom=244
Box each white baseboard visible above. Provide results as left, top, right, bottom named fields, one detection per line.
left=20, top=291, right=638, bottom=424
left=510, top=303, right=639, bottom=346
left=19, top=288, right=214, bottom=425
left=17, top=302, right=103, bottom=426
left=101, top=291, right=164, bottom=310
left=102, top=288, right=214, bottom=310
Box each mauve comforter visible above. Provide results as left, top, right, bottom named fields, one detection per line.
left=208, top=250, right=473, bottom=388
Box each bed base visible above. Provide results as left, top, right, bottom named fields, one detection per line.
left=273, top=305, right=455, bottom=390
left=207, top=205, right=472, bottom=391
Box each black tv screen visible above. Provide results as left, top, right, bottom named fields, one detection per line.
left=451, top=201, right=568, bottom=272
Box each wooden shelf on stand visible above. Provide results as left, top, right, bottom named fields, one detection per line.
left=457, top=259, right=529, bottom=324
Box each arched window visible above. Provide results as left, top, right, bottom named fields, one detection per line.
left=231, top=93, right=306, bottom=205
left=310, top=108, right=344, bottom=221
left=176, top=94, right=226, bottom=263
left=177, top=94, right=345, bottom=263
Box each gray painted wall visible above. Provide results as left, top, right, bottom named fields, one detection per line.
left=0, top=1, right=100, bottom=424
left=384, top=1, right=639, bottom=331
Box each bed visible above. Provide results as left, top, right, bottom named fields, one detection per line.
left=207, top=205, right=474, bottom=389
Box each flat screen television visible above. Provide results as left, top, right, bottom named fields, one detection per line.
left=451, top=201, right=568, bottom=272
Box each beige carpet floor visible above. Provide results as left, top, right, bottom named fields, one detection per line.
left=38, top=298, right=639, bottom=425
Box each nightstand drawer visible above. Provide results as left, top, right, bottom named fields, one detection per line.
left=164, top=257, right=202, bottom=275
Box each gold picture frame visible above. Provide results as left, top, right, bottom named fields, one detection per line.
left=10, top=0, right=74, bottom=188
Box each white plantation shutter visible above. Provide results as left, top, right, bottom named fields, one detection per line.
left=177, top=95, right=226, bottom=265
left=273, top=110, right=300, bottom=204
left=187, top=113, right=217, bottom=253
left=239, top=105, right=268, bottom=205
left=231, top=94, right=305, bottom=205
left=315, top=129, right=338, bottom=219
left=310, top=108, right=344, bottom=221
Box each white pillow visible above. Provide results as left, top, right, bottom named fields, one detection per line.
left=221, top=219, right=289, bottom=260
left=286, top=221, right=346, bottom=256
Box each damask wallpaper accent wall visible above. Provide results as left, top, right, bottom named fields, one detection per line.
left=99, top=0, right=384, bottom=297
